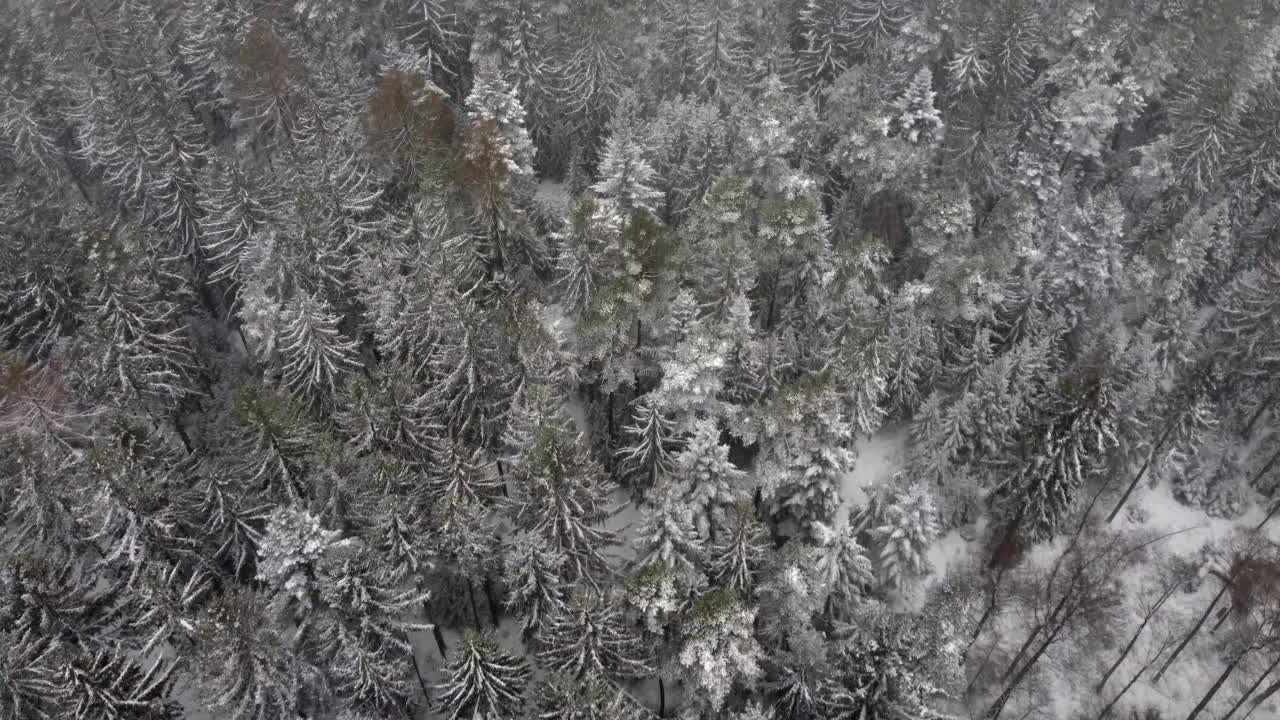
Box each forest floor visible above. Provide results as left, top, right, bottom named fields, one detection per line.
left=833, top=424, right=1280, bottom=720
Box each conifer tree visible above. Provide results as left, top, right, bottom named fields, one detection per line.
left=57, top=649, right=179, bottom=720
left=676, top=588, right=763, bottom=716
left=436, top=630, right=531, bottom=720
left=617, top=399, right=679, bottom=492
left=312, top=548, right=431, bottom=716
left=991, top=366, right=1119, bottom=540
left=591, top=91, right=662, bottom=220
left=540, top=588, right=653, bottom=680
left=677, top=418, right=748, bottom=539
left=191, top=590, right=317, bottom=720
left=0, top=628, right=62, bottom=720
left=533, top=671, right=643, bottom=720
left=503, top=532, right=569, bottom=641
left=814, top=523, right=874, bottom=618
left=709, top=503, right=770, bottom=593
left=869, top=478, right=939, bottom=590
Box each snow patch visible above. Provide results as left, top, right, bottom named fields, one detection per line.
left=840, top=427, right=909, bottom=522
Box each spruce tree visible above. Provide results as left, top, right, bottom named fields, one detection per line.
left=436, top=630, right=531, bottom=720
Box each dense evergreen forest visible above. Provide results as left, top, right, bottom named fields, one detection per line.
left=4, top=0, right=1280, bottom=718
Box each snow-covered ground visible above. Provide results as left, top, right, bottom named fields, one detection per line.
left=840, top=426, right=908, bottom=524
left=835, top=423, right=1280, bottom=719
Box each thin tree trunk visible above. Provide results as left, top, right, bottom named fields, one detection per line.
left=1108, top=420, right=1179, bottom=522
left=1185, top=649, right=1249, bottom=720
left=1245, top=675, right=1280, bottom=719
left=967, top=638, right=1001, bottom=696
left=467, top=581, right=482, bottom=628
left=1002, top=591, right=1070, bottom=685
left=1257, top=499, right=1280, bottom=531
left=1098, top=663, right=1150, bottom=719
left=483, top=576, right=501, bottom=628
left=420, top=598, right=449, bottom=659
left=658, top=675, right=666, bottom=718
left=1098, top=579, right=1180, bottom=690
left=172, top=416, right=194, bottom=453
left=987, top=628, right=1061, bottom=720
left=606, top=392, right=616, bottom=444
left=1223, top=652, right=1280, bottom=720
left=1243, top=390, right=1277, bottom=440
left=1249, top=446, right=1280, bottom=500
left=1154, top=583, right=1229, bottom=682
left=496, top=459, right=509, bottom=499
left=1213, top=603, right=1235, bottom=633
left=409, top=641, right=432, bottom=708
left=432, top=623, right=448, bottom=660
left=965, top=565, right=1009, bottom=661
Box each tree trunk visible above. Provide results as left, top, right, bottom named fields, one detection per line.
left=409, top=641, right=432, bottom=708
left=1098, top=579, right=1179, bottom=690
left=987, top=628, right=1060, bottom=720
left=467, top=581, right=482, bottom=628
left=1107, top=420, right=1179, bottom=522
left=1002, top=591, right=1070, bottom=685
left=1222, top=652, right=1280, bottom=720
left=1185, top=649, right=1249, bottom=720
left=965, top=565, right=1009, bottom=661
left=1154, top=583, right=1229, bottom=682
left=496, top=459, right=509, bottom=499
left=1257, top=498, right=1280, bottom=531
left=658, top=675, right=666, bottom=718
left=606, top=391, right=616, bottom=444
left=1097, top=663, right=1150, bottom=719
left=172, top=415, right=194, bottom=453
left=1244, top=675, right=1280, bottom=719
left=1249, top=446, right=1280, bottom=500
left=483, top=576, right=501, bottom=628
left=432, top=624, right=448, bottom=660
left=1243, top=389, right=1277, bottom=440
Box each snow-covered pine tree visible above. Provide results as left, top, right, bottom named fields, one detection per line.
left=274, top=290, right=361, bottom=413
left=676, top=588, right=763, bottom=717
left=676, top=418, right=748, bottom=541
left=255, top=504, right=346, bottom=613
left=645, top=96, right=727, bottom=221
left=0, top=627, right=62, bottom=720
left=709, top=503, right=770, bottom=593
left=796, top=0, right=858, bottom=90
left=312, top=545, right=431, bottom=716
left=436, top=630, right=531, bottom=720
left=426, top=437, right=501, bottom=506
left=533, top=671, right=643, bottom=720
left=503, top=531, right=569, bottom=641
left=990, top=364, right=1119, bottom=540
left=506, top=388, right=615, bottom=581
left=78, top=418, right=193, bottom=585
left=868, top=477, right=939, bottom=590
left=199, top=156, right=280, bottom=299
left=74, top=225, right=201, bottom=412
left=617, top=398, right=679, bottom=492
left=56, top=648, right=179, bottom=720
left=539, top=588, right=653, bottom=681
left=460, top=58, right=544, bottom=277
left=814, top=522, right=874, bottom=619
left=591, top=90, right=661, bottom=221
left=332, top=367, right=438, bottom=461
left=819, top=610, right=950, bottom=720
left=770, top=394, right=857, bottom=541
left=226, top=384, right=318, bottom=502
left=191, top=589, right=316, bottom=720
